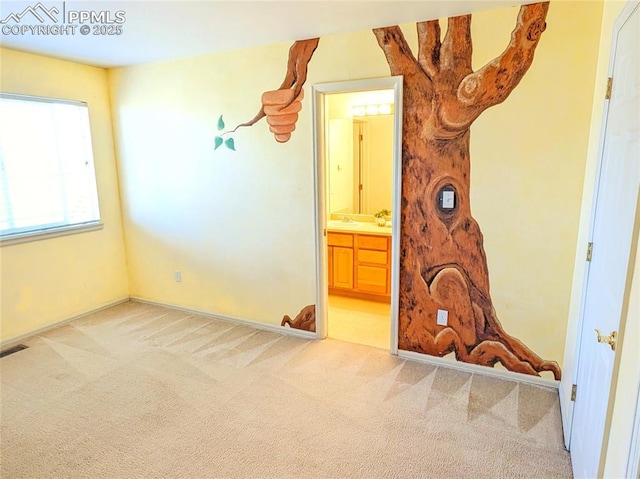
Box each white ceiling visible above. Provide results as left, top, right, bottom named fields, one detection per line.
left=0, top=1, right=530, bottom=68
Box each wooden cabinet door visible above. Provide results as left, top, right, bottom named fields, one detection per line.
left=332, top=246, right=354, bottom=289
left=328, top=246, right=334, bottom=287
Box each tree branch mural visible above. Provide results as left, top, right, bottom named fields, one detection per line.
left=232, top=2, right=560, bottom=379
left=216, top=38, right=319, bottom=148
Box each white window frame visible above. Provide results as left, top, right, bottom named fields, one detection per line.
left=0, top=93, right=103, bottom=246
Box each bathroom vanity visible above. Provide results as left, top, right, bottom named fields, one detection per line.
left=326, top=224, right=391, bottom=303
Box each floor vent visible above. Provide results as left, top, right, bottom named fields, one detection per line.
left=0, top=344, right=29, bottom=358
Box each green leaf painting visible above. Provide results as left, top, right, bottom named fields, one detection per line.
left=214, top=115, right=236, bottom=152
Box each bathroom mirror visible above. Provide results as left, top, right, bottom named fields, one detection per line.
left=325, top=90, right=394, bottom=216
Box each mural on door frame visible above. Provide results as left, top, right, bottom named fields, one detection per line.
left=219, top=2, right=561, bottom=379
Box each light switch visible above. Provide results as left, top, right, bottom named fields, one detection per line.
left=436, top=309, right=448, bottom=326
left=442, top=190, right=455, bottom=209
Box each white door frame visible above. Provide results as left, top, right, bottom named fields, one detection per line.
left=311, top=76, right=403, bottom=354
left=628, top=378, right=640, bottom=478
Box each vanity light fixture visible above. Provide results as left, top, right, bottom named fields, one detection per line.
left=351, top=103, right=393, bottom=117
left=379, top=104, right=392, bottom=115
left=352, top=105, right=366, bottom=117
left=365, top=104, right=379, bottom=115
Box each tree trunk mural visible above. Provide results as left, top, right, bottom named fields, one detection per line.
left=235, top=2, right=561, bottom=379
left=374, top=3, right=560, bottom=380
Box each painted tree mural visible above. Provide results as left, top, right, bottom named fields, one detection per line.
left=232, top=2, right=561, bottom=379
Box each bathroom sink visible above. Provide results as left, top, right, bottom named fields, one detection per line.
left=327, top=220, right=361, bottom=228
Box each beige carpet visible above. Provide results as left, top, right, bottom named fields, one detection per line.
left=0, top=301, right=572, bottom=478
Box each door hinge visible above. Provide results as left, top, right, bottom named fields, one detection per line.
left=358, top=184, right=363, bottom=191
left=605, top=77, right=613, bottom=99
left=571, top=384, right=577, bottom=401
left=586, top=242, right=593, bottom=262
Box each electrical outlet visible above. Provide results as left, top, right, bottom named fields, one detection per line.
left=174, top=270, right=182, bottom=282
left=436, top=309, right=448, bottom=326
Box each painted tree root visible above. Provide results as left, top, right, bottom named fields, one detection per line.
left=282, top=304, right=316, bottom=332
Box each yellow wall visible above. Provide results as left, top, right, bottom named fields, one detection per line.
left=0, top=48, right=129, bottom=342
left=108, top=42, right=318, bottom=325
left=469, top=2, right=603, bottom=372
left=107, top=3, right=602, bottom=369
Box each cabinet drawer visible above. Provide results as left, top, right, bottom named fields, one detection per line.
left=328, top=232, right=353, bottom=247
left=357, top=234, right=388, bottom=251
left=356, top=265, right=388, bottom=294
left=357, top=249, right=387, bottom=265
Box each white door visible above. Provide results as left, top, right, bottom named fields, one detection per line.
left=570, top=3, right=640, bottom=478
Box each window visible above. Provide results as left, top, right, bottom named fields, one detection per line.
left=0, top=93, right=101, bottom=244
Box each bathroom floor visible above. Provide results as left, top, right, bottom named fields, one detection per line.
left=327, top=295, right=391, bottom=349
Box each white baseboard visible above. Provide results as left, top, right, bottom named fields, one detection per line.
left=558, top=381, right=573, bottom=448
left=398, top=349, right=559, bottom=390
left=0, top=296, right=130, bottom=350
left=130, top=296, right=317, bottom=341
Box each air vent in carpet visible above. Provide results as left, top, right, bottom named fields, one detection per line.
left=0, top=344, right=28, bottom=358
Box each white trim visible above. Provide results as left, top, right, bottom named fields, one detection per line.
left=559, top=380, right=572, bottom=446
left=311, top=84, right=327, bottom=341
left=0, top=92, right=88, bottom=107
left=1, top=222, right=103, bottom=247
left=311, top=76, right=403, bottom=355
left=628, top=380, right=640, bottom=478
left=388, top=77, right=403, bottom=356
left=0, top=296, right=129, bottom=349
left=130, top=297, right=317, bottom=340
left=398, top=350, right=559, bottom=390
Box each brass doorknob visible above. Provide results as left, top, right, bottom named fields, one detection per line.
left=594, top=329, right=617, bottom=351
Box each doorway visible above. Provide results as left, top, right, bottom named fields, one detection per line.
left=567, top=2, right=640, bottom=477
left=312, top=77, right=403, bottom=352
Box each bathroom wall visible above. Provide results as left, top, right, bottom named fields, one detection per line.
left=326, top=91, right=394, bottom=217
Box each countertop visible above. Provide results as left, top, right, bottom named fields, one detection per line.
left=326, top=220, right=392, bottom=236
